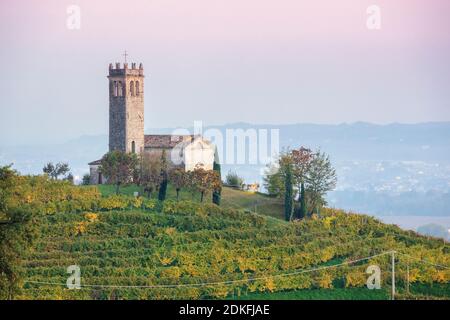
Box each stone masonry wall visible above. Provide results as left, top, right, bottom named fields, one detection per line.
left=108, top=63, right=144, bottom=153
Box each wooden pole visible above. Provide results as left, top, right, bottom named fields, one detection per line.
left=391, top=251, right=396, bottom=300
left=406, top=262, right=410, bottom=295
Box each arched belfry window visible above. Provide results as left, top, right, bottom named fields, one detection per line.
left=113, top=81, right=118, bottom=97
left=131, top=141, right=136, bottom=153
left=130, top=81, right=135, bottom=96
left=118, top=81, right=122, bottom=96
left=135, top=81, right=140, bottom=96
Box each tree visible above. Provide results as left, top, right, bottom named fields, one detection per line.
left=169, top=168, right=186, bottom=201
left=305, top=150, right=337, bottom=216
left=138, top=152, right=163, bottom=198
left=263, top=148, right=337, bottom=220
left=190, top=166, right=222, bottom=202
left=158, top=178, right=168, bottom=201
left=0, top=165, right=36, bottom=299
left=208, top=170, right=222, bottom=204
left=0, top=165, right=15, bottom=214
left=279, top=154, right=294, bottom=221
left=190, top=167, right=208, bottom=202
left=225, top=170, right=243, bottom=189
left=291, top=147, right=313, bottom=219
left=42, top=162, right=54, bottom=178
left=42, top=162, right=70, bottom=180
left=57, top=163, right=70, bottom=179
left=212, top=161, right=222, bottom=205
left=81, top=174, right=91, bottom=186
left=99, top=151, right=138, bottom=195
left=263, top=163, right=284, bottom=197
left=0, top=208, right=35, bottom=299
left=158, top=150, right=169, bottom=201
left=65, top=173, right=74, bottom=184
left=299, top=183, right=306, bottom=219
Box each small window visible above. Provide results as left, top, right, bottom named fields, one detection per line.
left=135, top=81, right=140, bottom=96
left=113, top=81, right=118, bottom=97
left=130, top=81, right=135, bottom=96
left=131, top=141, right=136, bottom=153
left=118, top=81, right=123, bottom=96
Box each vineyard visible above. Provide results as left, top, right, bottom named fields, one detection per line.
left=2, top=175, right=449, bottom=300
left=19, top=200, right=450, bottom=299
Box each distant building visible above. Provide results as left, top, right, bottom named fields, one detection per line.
left=243, top=183, right=260, bottom=193
left=89, top=61, right=216, bottom=184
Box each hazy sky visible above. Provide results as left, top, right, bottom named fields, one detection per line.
left=0, top=0, right=449, bottom=145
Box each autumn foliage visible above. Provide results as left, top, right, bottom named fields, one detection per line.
left=1, top=168, right=449, bottom=300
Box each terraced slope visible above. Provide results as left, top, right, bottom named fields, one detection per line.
left=20, top=205, right=450, bottom=300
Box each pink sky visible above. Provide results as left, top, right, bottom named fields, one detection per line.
left=0, top=0, right=449, bottom=144
left=2, top=0, right=448, bottom=47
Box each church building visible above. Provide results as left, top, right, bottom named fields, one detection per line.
left=88, top=61, right=216, bottom=184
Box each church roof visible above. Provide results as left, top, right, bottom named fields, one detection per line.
left=89, top=135, right=213, bottom=165
left=88, top=159, right=102, bottom=165
left=144, top=134, right=196, bottom=148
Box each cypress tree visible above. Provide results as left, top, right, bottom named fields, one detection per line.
left=158, top=177, right=168, bottom=201
left=212, top=161, right=222, bottom=205
left=300, top=182, right=307, bottom=219
left=284, top=162, right=294, bottom=221
left=158, top=150, right=168, bottom=201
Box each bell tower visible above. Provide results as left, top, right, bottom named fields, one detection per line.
left=108, top=60, right=145, bottom=154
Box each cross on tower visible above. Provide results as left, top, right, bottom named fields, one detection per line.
left=122, top=50, right=128, bottom=63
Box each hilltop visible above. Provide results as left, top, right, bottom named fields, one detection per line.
left=2, top=122, right=450, bottom=219
left=12, top=182, right=449, bottom=300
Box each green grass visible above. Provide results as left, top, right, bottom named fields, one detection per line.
left=220, top=187, right=284, bottom=219
left=405, top=283, right=450, bottom=299
left=97, top=184, right=285, bottom=219
left=98, top=184, right=203, bottom=201
left=234, top=287, right=390, bottom=300
left=97, top=184, right=141, bottom=197
left=235, top=283, right=450, bottom=300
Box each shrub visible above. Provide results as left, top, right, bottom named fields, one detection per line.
left=201, top=203, right=223, bottom=216
left=4, top=175, right=101, bottom=215
left=82, top=174, right=91, bottom=185
left=99, top=195, right=129, bottom=211
left=225, top=171, right=244, bottom=188
left=162, top=200, right=204, bottom=216
left=314, top=272, right=334, bottom=289
left=142, top=199, right=159, bottom=211
left=345, top=270, right=366, bottom=288
left=129, top=197, right=143, bottom=209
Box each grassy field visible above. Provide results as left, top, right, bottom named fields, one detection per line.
left=97, top=184, right=285, bottom=219
left=220, top=187, right=284, bottom=219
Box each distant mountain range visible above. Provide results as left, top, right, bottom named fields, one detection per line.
left=1, top=122, right=449, bottom=220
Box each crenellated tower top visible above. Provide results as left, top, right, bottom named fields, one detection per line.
left=108, top=62, right=144, bottom=77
